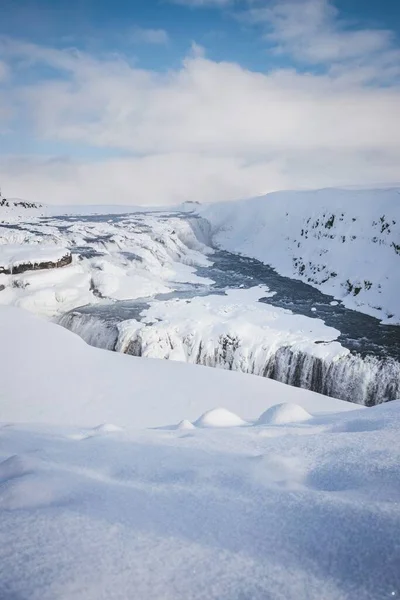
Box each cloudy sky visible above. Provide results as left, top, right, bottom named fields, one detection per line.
left=0, top=0, right=399, bottom=205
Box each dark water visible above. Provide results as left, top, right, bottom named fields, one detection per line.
left=4, top=211, right=398, bottom=403
left=38, top=211, right=398, bottom=406
left=74, top=247, right=400, bottom=363
left=197, top=251, right=400, bottom=362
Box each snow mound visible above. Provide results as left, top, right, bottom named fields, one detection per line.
left=92, top=423, right=123, bottom=434
left=256, top=403, right=312, bottom=426
left=0, top=454, right=35, bottom=481
left=176, top=419, right=195, bottom=431
left=194, top=408, right=247, bottom=428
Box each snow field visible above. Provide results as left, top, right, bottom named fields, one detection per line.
left=1, top=399, right=399, bottom=600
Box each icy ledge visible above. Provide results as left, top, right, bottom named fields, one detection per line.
left=0, top=244, right=71, bottom=275
left=60, top=286, right=400, bottom=406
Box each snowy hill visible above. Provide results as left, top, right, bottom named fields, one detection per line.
left=0, top=196, right=45, bottom=221
left=201, top=187, right=400, bottom=323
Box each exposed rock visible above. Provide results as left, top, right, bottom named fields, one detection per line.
left=0, top=251, right=72, bottom=275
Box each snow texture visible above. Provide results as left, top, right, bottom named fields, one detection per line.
left=0, top=211, right=212, bottom=316
left=0, top=282, right=399, bottom=600
left=0, top=306, right=398, bottom=600
left=0, top=244, right=70, bottom=272
left=256, top=402, right=312, bottom=425
left=0, top=305, right=354, bottom=428
left=200, top=187, right=400, bottom=323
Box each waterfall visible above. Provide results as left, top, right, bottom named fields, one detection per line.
left=58, top=312, right=119, bottom=351
left=58, top=311, right=400, bottom=406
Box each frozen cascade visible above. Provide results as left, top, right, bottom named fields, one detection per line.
left=266, top=347, right=400, bottom=406
left=59, top=311, right=400, bottom=406
left=58, top=312, right=119, bottom=351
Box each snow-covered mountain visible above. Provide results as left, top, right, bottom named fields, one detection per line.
left=201, top=187, right=400, bottom=323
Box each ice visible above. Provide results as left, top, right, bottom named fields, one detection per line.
left=256, top=403, right=312, bottom=425
left=194, top=408, right=247, bottom=428
left=0, top=212, right=213, bottom=316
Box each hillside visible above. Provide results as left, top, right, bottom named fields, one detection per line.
left=201, top=188, right=400, bottom=324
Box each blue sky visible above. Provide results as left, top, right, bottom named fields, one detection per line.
left=0, top=0, right=399, bottom=204
left=1, top=0, right=399, bottom=72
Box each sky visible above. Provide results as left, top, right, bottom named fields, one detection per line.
left=0, top=0, right=399, bottom=205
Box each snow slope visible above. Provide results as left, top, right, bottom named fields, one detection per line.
left=200, top=187, right=400, bottom=323
left=0, top=306, right=353, bottom=427
left=0, top=197, right=45, bottom=221
left=0, top=307, right=399, bottom=600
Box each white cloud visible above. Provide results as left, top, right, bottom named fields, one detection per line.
left=0, top=0, right=400, bottom=207
left=130, top=27, right=169, bottom=45
left=244, top=0, right=400, bottom=79
left=7, top=47, right=398, bottom=155
left=1, top=148, right=399, bottom=207
left=0, top=60, right=9, bottom=82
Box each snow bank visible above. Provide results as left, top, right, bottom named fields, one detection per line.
left=0, top=244, right=71, bottom=274
left=194, top=407, right=247, bottom=428
left=0, top=305, right=355, bottom=428
left=0, top=197, right=44, bottom=222
left=256, top=402, right=311, bottom=425
left=63, top=285, right=400, bottom=406
left=200, top=188, right=400, bottom=323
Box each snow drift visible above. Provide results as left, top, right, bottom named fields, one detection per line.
left=0, top=306, right=399, bottom=600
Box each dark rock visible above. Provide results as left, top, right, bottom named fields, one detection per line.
left=0, top=253, right=72, bottom=275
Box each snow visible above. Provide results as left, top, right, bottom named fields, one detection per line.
left=175, top=419, right=196, bottom=431
left=0, top=394, right=399, bottom=598
left=256, top=402, right=312, bottom=425
left=114, top=286, right=348, bottom=366
left=200, top=187, right=400, bottom=323
left=0, top=204, right=397, bottom=405
left=0, top=306, right=353, bottom=428
left=0, top=291, right=399, bottom=599
left=0, top=244, right=70, bottom=272
left=0, top=212, right=212, bottom=316
left=194, top=407, right=248, bottom=428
